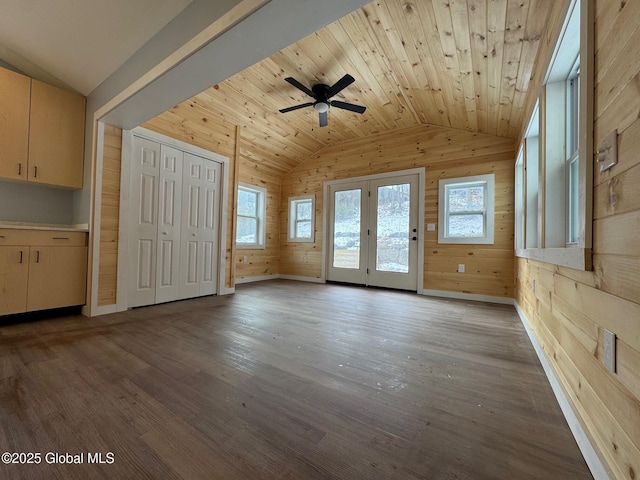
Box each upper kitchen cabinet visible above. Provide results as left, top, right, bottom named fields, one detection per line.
left=28, top=79, right=86, bottom=189
left=0, top=66, right=86, bottom=189
left=0, top=67, right=30, bottom=181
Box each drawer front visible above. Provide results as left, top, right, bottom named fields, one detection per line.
left=0, top=229, right=87, bottom=246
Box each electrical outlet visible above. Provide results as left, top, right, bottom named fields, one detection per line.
left=603, top=329, right=616, bottom=373
left=427, top=223, right=436, bottom=232
left=457, top=264, right=465, bottom=273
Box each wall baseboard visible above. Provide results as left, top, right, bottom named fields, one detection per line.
left=279, top=275, right=324, bottom=284
left=514, top=302, right=610, bottom=480
left=421, top=289, right=514, bottom=305
left=234, top=275, right=280, bottom=284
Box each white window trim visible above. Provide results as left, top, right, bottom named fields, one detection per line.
left=438, top=174, right=495, bottom=245
left=514, top=0, right=593, bottom=271
left=236, top=182, right=266, bottom=249
left=288, top=194, right=315, bottom=242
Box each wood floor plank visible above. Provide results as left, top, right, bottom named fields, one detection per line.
left=0, top=280, right=592, bottom=479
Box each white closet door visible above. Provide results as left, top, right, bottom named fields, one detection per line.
left=155, top=145, right=183, bottom=304
left=129, top=137, right=161, bottom=308
left=200, top=160, right=221, bottom=296
left=179, top=153, right=221, bottom=299
left=179, top=153, right=203, bottom=300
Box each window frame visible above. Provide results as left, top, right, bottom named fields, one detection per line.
left=287, top=194, right=315, bottom=243
left=514, top=0, right=593, bottom=270
left=438, top=174, right=495, bottom=245
left=236, top=182, right=266, bottom=249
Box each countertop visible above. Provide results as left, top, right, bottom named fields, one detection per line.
left=0, top=221, right=89, bottom=232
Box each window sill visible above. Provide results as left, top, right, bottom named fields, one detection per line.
left=237, top=244, right=266, bottom=250
left=515, top=247, right=592, bottom=271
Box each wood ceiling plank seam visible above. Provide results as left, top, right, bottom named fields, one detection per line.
left=331, top=12, right=414, bottom=133
left=496, top=0, right=532, bottom=137
left=408, top=0, right=456, bottom=128
left=467, top=0, right=490, bottom=134
left=450, top=0, right=480, bottom=132
left=365, top=1, right=436, bottom=125
left=485, top=0, right=509, bottom=137
left=325, top=17, right=405, bottom=133
left=238, top=131, right=317, bottom=168
left=415, top=0, right=464, bottom=131
left=430, top=0, right=470, bottom=132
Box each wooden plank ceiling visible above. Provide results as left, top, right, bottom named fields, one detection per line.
left=171, top=0, right=556, bottom=172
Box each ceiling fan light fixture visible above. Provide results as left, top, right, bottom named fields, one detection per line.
left=314, top=101, right=329, bottom=113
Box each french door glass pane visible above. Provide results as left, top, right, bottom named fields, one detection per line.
left=333, top=189, right=361, bottom=269
left=376, top=184, right=410, bottom=273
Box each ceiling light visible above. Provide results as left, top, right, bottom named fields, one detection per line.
left=314, top=102, right=329, bottom=113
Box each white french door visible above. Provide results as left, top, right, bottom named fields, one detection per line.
left=326, top=172, right=421, bottom=291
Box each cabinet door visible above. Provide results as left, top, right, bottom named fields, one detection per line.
left=28, top=80, right=86, bottom=189
left=27, top=246, right=87, bottom=312
left=0, top=67, right=30, bottom=181
left=0, top=246, right=29, bottom=315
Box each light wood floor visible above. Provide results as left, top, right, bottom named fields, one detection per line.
left=0, top=280, right=592, bottom=479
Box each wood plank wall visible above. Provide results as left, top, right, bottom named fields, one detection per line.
left=97, top=125, right=122, bottom=306
left=515, top=1, right=640, bottom=478
left=280, top=124, right=516, bottom=299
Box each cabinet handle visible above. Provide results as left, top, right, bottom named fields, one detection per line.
left=18, top=163, right=22, bottom=175
left=36, top=250, right=40, bottom=263
left=34, top=166, right=38, bottom=178
left=19, top=251, right=23, bottom=264
left=53, top=237, right=70, bottom=240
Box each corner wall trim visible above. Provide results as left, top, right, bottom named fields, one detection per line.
left=421, top=289, right=514, bottom=305
left=514, top=302, right=610, bottom=480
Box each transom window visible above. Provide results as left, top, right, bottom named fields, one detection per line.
left=438, top=174, right=495, bottom=245
left=236, top=183, right=266, bottom=248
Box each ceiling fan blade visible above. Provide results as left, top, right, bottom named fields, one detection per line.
left=284, top=77, right=316, bottom=98
left=319, top=111, right=328, bottom=127
left=330, top=100, right=366, bottom=114
left=326, top=74, right=355, bottom=98
left=279, top=102, right=314, bottom=113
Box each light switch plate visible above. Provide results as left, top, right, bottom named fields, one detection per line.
left=598, top=130, right=618, bottom=173
left=427, top=223, right=436, bottom=231
left=457, top=264, right=465, bottom=273
left=603, top=329, right=616, bottom=373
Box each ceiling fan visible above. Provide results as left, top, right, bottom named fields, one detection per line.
left=278, top=74, right=366, bottom=127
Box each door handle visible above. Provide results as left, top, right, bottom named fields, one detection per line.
left=162, top=231, right=168, bottom=235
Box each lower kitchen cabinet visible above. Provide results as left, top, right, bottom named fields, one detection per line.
left=0, top=229, right=88, bottom=316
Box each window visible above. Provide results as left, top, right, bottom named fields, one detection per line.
left=236, top=183, right=266, bottom=248
left=438, top=174, right=495, bottom=245
left=288, top=195, right=315, bottom=242
left=514, top=0, right=593, bottom=270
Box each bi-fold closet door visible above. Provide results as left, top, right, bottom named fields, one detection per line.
left=129, top=136, right=221, bottom=308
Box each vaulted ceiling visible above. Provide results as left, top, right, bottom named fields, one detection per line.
left=176, top=0, right=557, bottom=170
